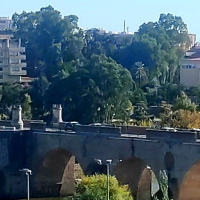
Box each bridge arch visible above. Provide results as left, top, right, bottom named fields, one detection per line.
left=34, top=148, right=83, bottom=197
left=113, top=157, right=159, bottom=200
left=178, top=159, right=200, bottom=200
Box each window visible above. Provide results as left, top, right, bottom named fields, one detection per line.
left=12, top=67, right=19, bottom=72
left=0, top=67, right=3, bottom=71
left=182, top=64, right=195, bottom=69
left=0, top=75, right=3, bottom=79
left=182, top=65, right=187, bottom=69
left=188, top=64, right=195, bottom=69
left=0, top=59, right=3, bottom=63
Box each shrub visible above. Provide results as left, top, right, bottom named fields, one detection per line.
left=72, top=174, right=133, bottom=200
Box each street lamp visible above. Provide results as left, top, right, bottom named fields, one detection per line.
left=94, top=159, right=112, bottom=200
left=19, top=168, right=32, bottom=200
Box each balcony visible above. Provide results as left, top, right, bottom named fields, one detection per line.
left=8, top=47, right=25, bottom=52
left=9, top=67, right=27, bottom=76
left=9, top=63, right=27, bottom=68
left=9, top=55, right=26, bottom=60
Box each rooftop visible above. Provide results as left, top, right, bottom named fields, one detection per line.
left=183, top=43, right=200, bottom=60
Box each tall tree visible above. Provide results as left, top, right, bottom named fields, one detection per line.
left=12, top=6, right=82, bottom=80
left=46, top=54, right=134, bottom=124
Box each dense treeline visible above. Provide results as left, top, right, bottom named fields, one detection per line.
left=1, top=6, right=198, bottom=125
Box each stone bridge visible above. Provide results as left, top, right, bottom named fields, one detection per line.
left=0, top=105, right=200, bottom=200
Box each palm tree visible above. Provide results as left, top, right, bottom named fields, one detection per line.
left=131, top=62, right=149, bottom=87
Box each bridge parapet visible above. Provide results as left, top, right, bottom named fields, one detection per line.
left=117, top=125, right=147, bottom=135
left=75, top=124, right=121, bottom=135
left=146, top=129, right=197, bottom=142
left=75, top=124, right=99, bottom=134
left=99, top=126, right=121, bottom=135
left=30, top=121, right=46, bottom=131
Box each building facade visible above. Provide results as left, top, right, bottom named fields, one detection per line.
left=188, top=33, right=196, bottom=48
left=180, top=44, right=200, bottom=87
left=0, top=17, right=27, bottom=83
left=0, top=17, right=12, bottom=30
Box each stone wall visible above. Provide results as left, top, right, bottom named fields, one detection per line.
left=2, top=128, right=200, bottom=199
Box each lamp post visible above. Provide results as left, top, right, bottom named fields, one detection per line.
left=19, top=168, right=32, bottom=200
left=94, top=159, right=112, bottom=200
left=97, top=107, right=101, bottom=122
left=106, top=159, right=112, bottom=200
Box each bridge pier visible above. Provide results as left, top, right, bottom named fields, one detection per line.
left=60, top=156, right=76, bottom=196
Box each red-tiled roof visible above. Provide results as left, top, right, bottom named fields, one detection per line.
left=21, top=77, right=34, bottom=83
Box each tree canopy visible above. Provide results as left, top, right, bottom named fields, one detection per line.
left=0, top=6, right=196, bottom=125
left=45, top=54, right=134, bottom=124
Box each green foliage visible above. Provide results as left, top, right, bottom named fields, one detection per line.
left=46, top=54, right=134, bottom=124
left=158, top=84, right=185, bottom=104
left=22, top=93, right=32, bottom=119
left=159, top=170, right=169, bottom=200
left=83, top=29, right=134, bottom=59
left=153, top=170, right=173, bottom=200
left=159, top=99, right=200, bottom=128
left=132, top=101, right=150, bottom=125
left=0, top=83, right=33, bottom=120
left=131, top=62, right=149, bottom=86
left=0, top=83, right=24, bottom=107
left=72, top=174, right=133, bottom=200
left=171, top=109, right=200, bottom=129
left=29, top=76, right=49, bottom=119
left=130, top=88, right=147, bottom=105
left=173, top=91, right=196, bottom=112
left=115, top=13, right=189, bottom=85
left=12, top=6, right=81, bottom=80
left=10, top=7, right=192, bottom=124
left=159, top=102, right=173, bottom=127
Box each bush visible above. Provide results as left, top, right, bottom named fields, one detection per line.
left=72, top=174, right=133, bottom=200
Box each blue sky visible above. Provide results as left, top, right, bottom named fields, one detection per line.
left=1, top=0, right=200, bottom=40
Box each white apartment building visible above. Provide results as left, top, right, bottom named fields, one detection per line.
left=180, top=44, right=200, bottom=87
left=0, top=18, right=27, bottom=83
left=0, top=17, right=12, bottom=30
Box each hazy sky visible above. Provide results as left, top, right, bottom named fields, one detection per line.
left=1, top=0, right=200, bottom=40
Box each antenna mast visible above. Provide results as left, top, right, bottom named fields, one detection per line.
left=124, top=20, right=126, bottom=33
